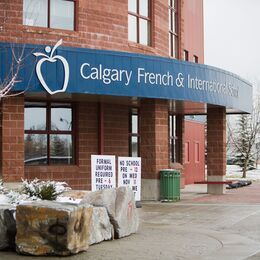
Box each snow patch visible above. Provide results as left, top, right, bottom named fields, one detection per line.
left=226, top=165, right=260, bottom=181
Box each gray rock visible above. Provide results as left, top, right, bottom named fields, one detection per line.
left=81, top=188, right=117, bottom=218
left=16, top=201, right=93, bottom=256
left=114, top=187, right=139, bottom=238
left=81, top=187, right=139, bottom=239
left=89, top=207, right=114, bottom=245
left=0, top=205, right=16, bottom=250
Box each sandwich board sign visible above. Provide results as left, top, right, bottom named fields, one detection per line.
left=118, top=157, right=141, bottom=201
left=91, top=155, right=116, bottom=191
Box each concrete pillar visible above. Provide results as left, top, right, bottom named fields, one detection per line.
left=140, top=99, right=169, bottom=200
left=1, top=96, right=24, bottom=182
left=207, top=106, right=226, bottom=194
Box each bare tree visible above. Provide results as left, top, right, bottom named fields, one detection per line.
left=228, top=95, right=260, bottom=178
left=0, top=46, right=25, bottom=99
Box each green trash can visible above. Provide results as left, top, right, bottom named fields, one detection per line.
left=160, top=169, right=180, bottom=202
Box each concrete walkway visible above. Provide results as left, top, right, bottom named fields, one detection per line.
left=2, top=183, right=260, bottom=259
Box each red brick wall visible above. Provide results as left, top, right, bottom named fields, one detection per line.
left=207, top=107, right=226, bottom=176
left=103, top=104, right=129, bottom=157
left=0, top=0, right=174, bottom=57
left=183, top=0, right=204, bottom=63
left=1, top=96, right=24, bottom=182
left=0, top=0, right=207, bottom=191
left=140, top=99, right=169, bottom=179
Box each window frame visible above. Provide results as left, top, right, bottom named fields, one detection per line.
left=168, top=0, right=178, bottom=58
left=129, top=108, right=140, bottom=157
left=23, top=0, right=77, bottom=31
left=24, top=101, right=76, bottom=166
left=128, top=0, right=151, bottom=46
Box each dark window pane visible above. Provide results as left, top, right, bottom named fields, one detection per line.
left=174, top=11, right=178, bottom=33
left=184, top=50, right=189, bottom=61
left=24, top=134, right=47, bottom=165
left=128, top=0, right=137, bottom=13
left=50, top=135, right=73, bottom=164
left=131, top=136, right=138, bottom=157
left=50, top=0, right=74, bottom=30
left=51, top=107, right=72, bottom=131
left=169, top=33, right=172, bottom=56
left=25, top=107, right=46, bottom=130
left=128, top=14, right=137, bottom=42
left=193, top=55, right=198, bottom=63
left=23, top=0, right=48, bottom=27
left=172, top=35, right=176, bottom=58
left=139, top=0, right=149, bottom=17
left=139, top=19, right=149, bottom=45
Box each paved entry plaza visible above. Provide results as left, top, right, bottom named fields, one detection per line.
left=2, top=183, right=260, bottom=260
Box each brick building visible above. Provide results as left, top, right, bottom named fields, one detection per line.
left=0, top=0, right=252, bottom=199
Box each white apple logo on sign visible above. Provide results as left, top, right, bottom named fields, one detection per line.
left=34, top=39, right=69, bottom=95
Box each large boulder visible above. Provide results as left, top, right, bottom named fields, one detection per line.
left=81, top=188, right=117, bottom=218
left=81, top=187, right=139, bottom=239
left=114, top=187, right=139, bottom=238
left=89, top=207, right=114, bottom=245
left=0, top=205, right=16, bottom=250
left=59, top=190, right=91, bottom=200
left=16, top=201, right=93, bottom=256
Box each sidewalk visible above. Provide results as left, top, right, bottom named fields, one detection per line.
left=2, top=183, right=260, bottom=259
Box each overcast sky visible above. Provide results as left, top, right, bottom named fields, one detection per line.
left=204, top=0, right=260, bottom=85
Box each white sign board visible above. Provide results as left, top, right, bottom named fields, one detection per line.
left=118, top=157, right=141, bottom=201
left=91, top=155, right=116, bottom=191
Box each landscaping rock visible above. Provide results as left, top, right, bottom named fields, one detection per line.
left=81, top=188, right=117, bottom=218
left=89, top=207, right=114, bottom=245
left=0, top=205, right=16, bottom=250
left=16, top=201, right=92, bottom=256
left=81, top=187, right=139, bottom=239
left=60, top=190, right=91, bottom=200
left=114, top=186, right=139, bottom=238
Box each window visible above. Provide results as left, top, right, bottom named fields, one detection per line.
left=184, top=50, right=189, bottom=61
left=169, top=115, right=177, bottom=162
left=129, top=108, right=140, bottom=157
left=193, top=55, right=198, bottom=63
left=185, top=142, right=190, bottom=163
left=24, top=102, right=75, bottom=165
left=128, top=0, right=151, bottom=45
left=23, top=0, right=75, bottom=30
left=169, top=0, right=178, bottom=58
left=195, top=142, right=200, bottom=163
left=169, top=114, right=182, bottom=163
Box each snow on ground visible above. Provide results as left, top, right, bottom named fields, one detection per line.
left=226, top=165, right=260, bottom=181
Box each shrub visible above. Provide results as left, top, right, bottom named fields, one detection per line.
left=21, top=179, right=71, bottom=201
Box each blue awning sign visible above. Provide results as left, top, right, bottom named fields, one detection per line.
left=0, top=39, right=252, bottom=113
